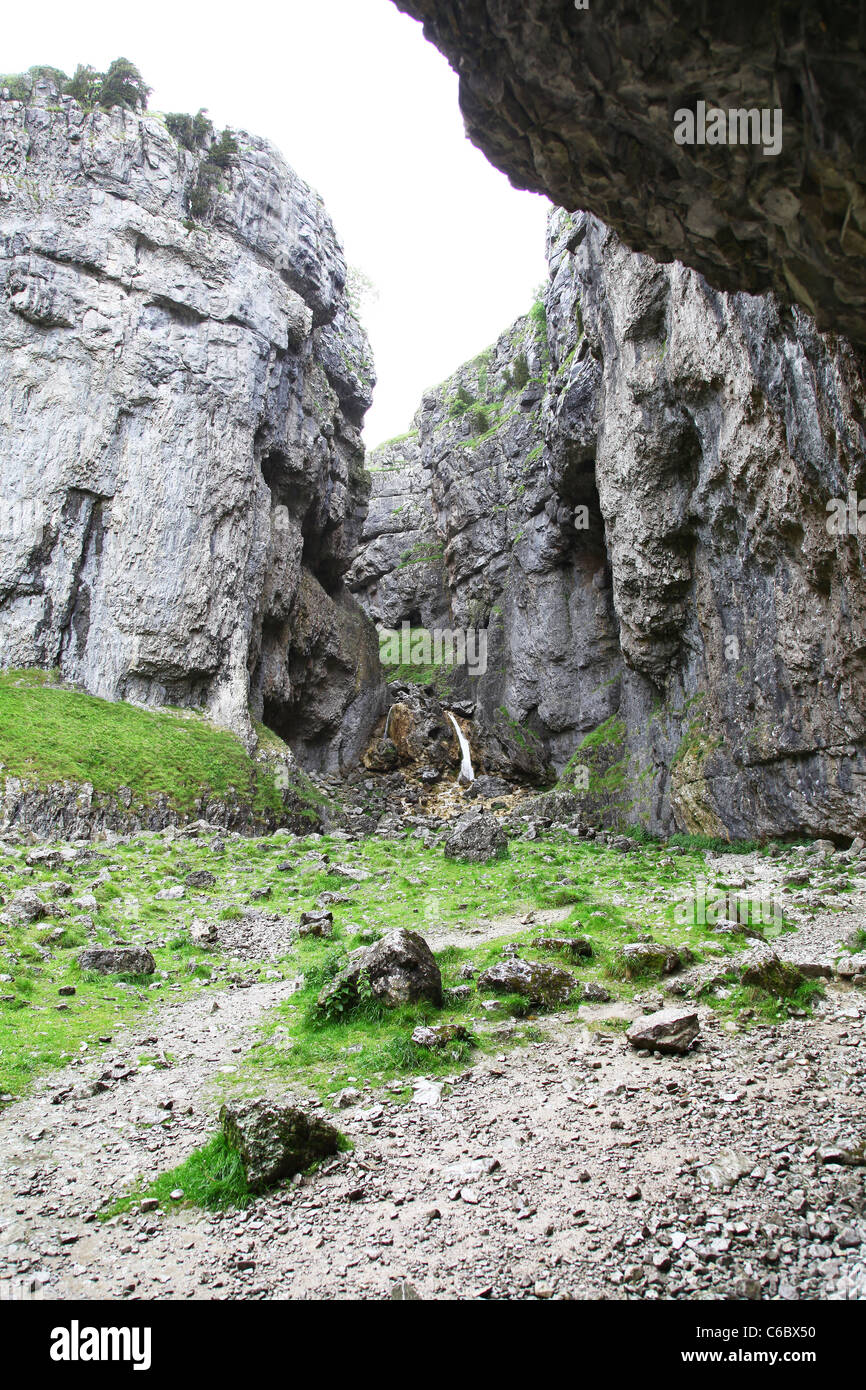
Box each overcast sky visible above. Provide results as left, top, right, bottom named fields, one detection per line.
left=3, top=0, right=551, bottom=445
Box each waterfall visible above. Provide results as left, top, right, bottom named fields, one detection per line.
left=384, top=704, right=395, bottom=739
left=446, top=711, right=475, bottom=784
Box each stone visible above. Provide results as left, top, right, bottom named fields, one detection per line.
left=411, top=1023, right=470, bottom=1048
left=220, top=1097, right=341, bottom=1192
left=391, top=1, right=866, bottom=350
left=77, top=947, right=156, bottom=976
left=0, top=75, right=383, bottom=785
left=190, top=919, right=218, bottom=948
left=619, top=943, right=683, bottom=979
left=626, top=1008, right=699, bottom=1055
left=740, top=950, right=805, bottom=997
left=185, top=870, right=216, bottom=889
left=532, top=936, right=592, bottom=959
left=477, top=957, right=575, bottom=1007
left=7, top=889, right=47, bottom=924
left=443, top=811, right=508, bottom=863
left=317, top=929, right=443, bottom=1011
left=298, top=909, right=334, bottom=939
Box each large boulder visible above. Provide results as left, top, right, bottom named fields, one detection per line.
left=77, top=946, right=156, bottom=976
left=627, top=1008, right=700, bottom=1055
left=619, top=943, right=684, bottom=980
left=477, top=957, right=575, bottom=1008
left=220, top=1098, right=341, bottom=1191
left=6, top=889, right=48, bottom=924
left=443, top=810, right=508, bottom=863
left=317, top=929, right=443, bottom=1012
left=740, top=949, right=805, bottom=997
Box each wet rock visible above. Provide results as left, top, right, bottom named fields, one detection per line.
left=443, top=811, right=508, bottom=863
left=77, top=947, right=156, bottom=976
left=220, top=1097, right=341, bottom=1192
left=317, top=929, right=443, bottom=1011
left=626, top=1007, right=699, bottom=1054
left=477, top=958, right=575, bottom=1007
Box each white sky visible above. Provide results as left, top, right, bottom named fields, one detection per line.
left=2, top=0, right=551, bottom=445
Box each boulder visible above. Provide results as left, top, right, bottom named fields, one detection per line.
left=443, top=810, right=508, bottom=863
left=466, top=775, right=514, bottom=800
left=77, top=946, right=156, bottom=976
left=185, top=870, right=216, bottom=889
left=740, top=949, right=805, bottom=996
left=626, top=1007, right=699, bottom=1054
left=411, top=1023, right=470, bottom=1048
left=581, top=982, right=612, bottom=1003
left=220, top=1097, right=341, bottom=1191
left=317, top=929, right=442, bottom=1012
left=190, top=919, right=218, bottom=948
left=7, top=889, right=48, bottom=924
left=299, top=909, right=334, bottom=938
left=532, top=935, right=593, bottom=959
left=477, top=957, right=575, bottom=1007
left=619, top=942, right=683, bottom=979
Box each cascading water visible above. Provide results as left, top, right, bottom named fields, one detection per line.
left=446, top=711, right=475, bottom=784
left=384, top=704, right=395, bottom=739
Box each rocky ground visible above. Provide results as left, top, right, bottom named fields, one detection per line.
left=0, top=793, right=864, bottom=1302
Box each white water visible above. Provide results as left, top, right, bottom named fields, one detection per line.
left=447, top=712, right=475, bottom=784
left=384, top=704, right=395, bottom=739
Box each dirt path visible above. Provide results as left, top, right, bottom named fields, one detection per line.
left=1, top=860, right=864, bottom=1302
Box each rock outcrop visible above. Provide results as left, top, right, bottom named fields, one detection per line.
left=352, top=209, right=866, bottom=840
left=394, top=0, right=866, bottom=349
left=0, top=75, right=384, bottom=769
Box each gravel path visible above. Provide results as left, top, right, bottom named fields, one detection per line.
left=1, top=853, right=864, bottom=1302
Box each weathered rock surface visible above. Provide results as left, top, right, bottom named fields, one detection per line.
left=77, top=946, right=156, bottom=976
left=352, top=208, right=866, bottom=839
left=620, top=943, right=685, bottom=980
left=0, top=75, right=383, bottom=770
left=317, top=928, right=443, bottom=1012
left=740, top=950, right=805, bottom=997
left=220, top=1097, right=341, bottom=1191
left=394, top=0, right=866, bottom=349
left=477, top=957, right=575, bottom=1008
left=627, top=1007, right=700, bottom=1055
left=443, top=810, right=508, bottom=863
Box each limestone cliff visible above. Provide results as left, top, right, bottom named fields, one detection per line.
left=0, top=75, right=384, bottom=770
left=393, top=0, right=866, bottom=349
left=351, top=211, right=866, bottom=841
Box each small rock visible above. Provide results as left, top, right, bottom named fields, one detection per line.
left=626, top=1007, right=699, bottom=1054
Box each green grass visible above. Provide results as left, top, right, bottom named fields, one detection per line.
left=701, top=977, right=825, bottom=1026
left=100, top=1132, right=252, bottom=1218
left=0, top=669, right=284, bottom=816
left=0, top=814, right=803, bottom=1105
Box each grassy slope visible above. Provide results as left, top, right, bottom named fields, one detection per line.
left=0, top=669, right=284, bottom=816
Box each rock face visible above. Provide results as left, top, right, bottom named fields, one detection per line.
left=352, top=209, right=866, bottom=840
left=393, top=0, right=866, bottom=349
left=220, top=1097, right=341, bottom=1191
left=317, top=928, right=443, bottom=1012
left=0, top=76, right=384, bottom=770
